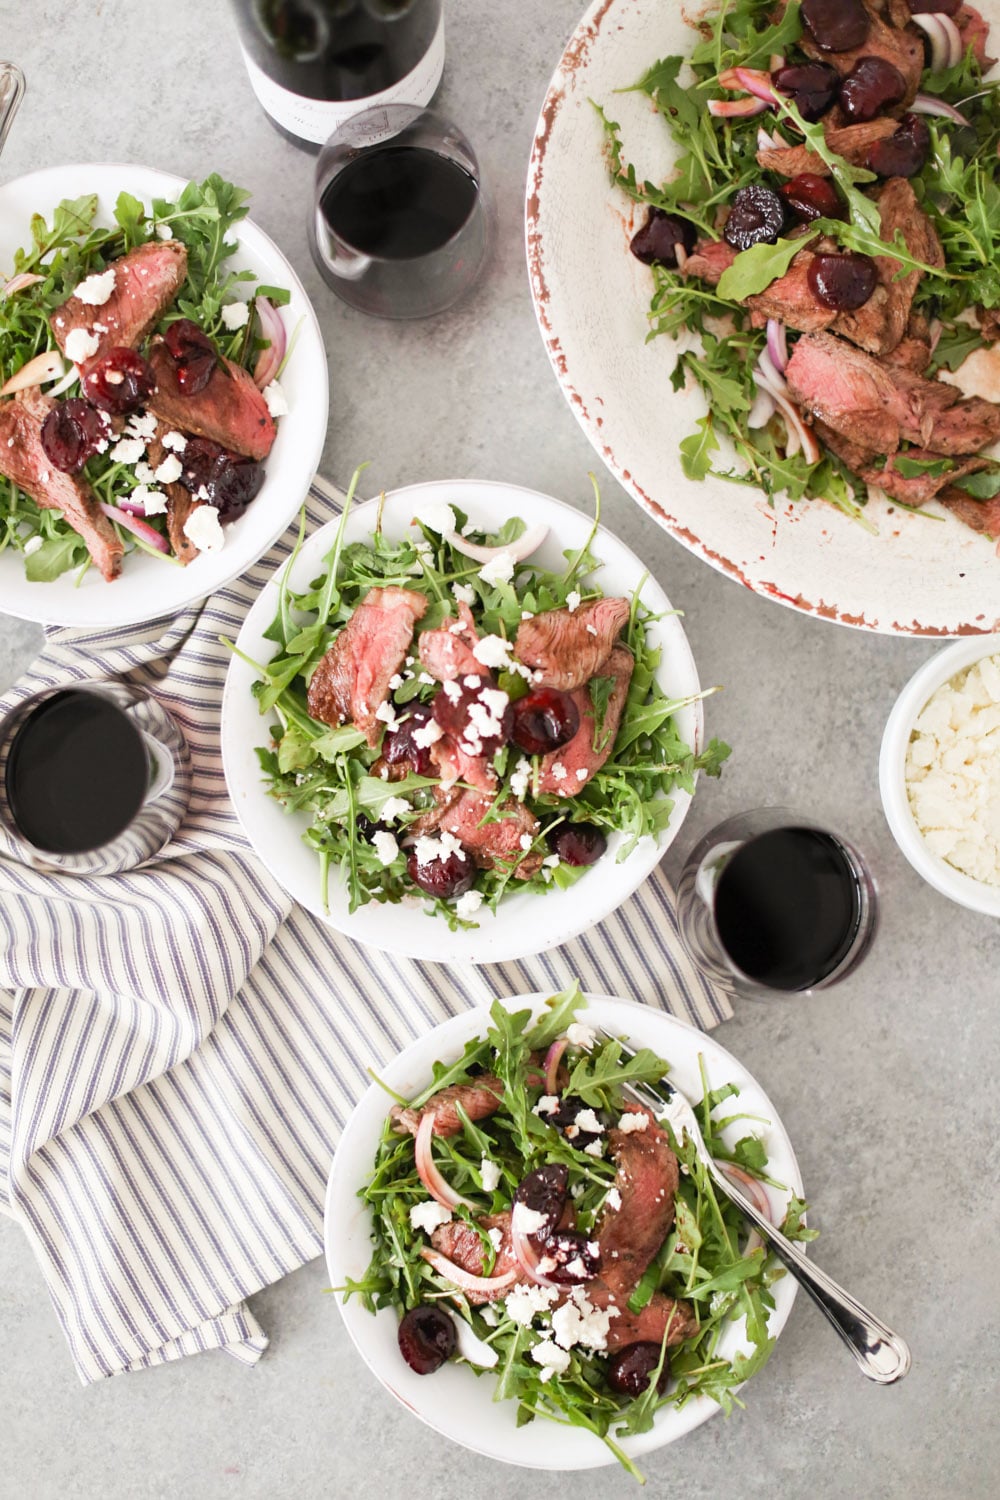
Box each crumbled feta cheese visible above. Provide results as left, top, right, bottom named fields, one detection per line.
left=550, top=762, right=567, bottom=781
left=585, top=624, right=598, bottom=636
left=23, top=535, right=43, bottom=556
left=530, top=1339, right=571, bottom=1381
left=566, top=1023, right=596, bottom=1049
left=375, top=700, right=399, bottom=730
left=478, top=550, right=516, bottom=586
left=412, top=717, right=443, bottom=749
left=417, top=673, right=434, bottom=686
left=379, top=796, right=410, bottom=824
left=487, top=1226, right=504, bottom=1251
left=161, top=430, right=187, bottom=453
left=566, top=590, right=581, bottom=613
left=480, top=1158, right=501, bottom=1192
left=473, top=634, right=513, bottom=670
left=74, top=268, right=116, bottom=306
left=262, top=379, right=289, bottom=418
left=573, top=1108, right=603, bottom=1135
left=414, top=501, right=456, bottom=535
left=183, top=504, right=225, bottom=553
left=387, top=673, right=403, bottom=691
left=371, top=830, right=399, bottom=866
left=618, top=1111, right=650, bottom=1134
left=154, top=454, right=183, bottom=485
left=605, top=1187, right=622, bottom=1211
left=412, top=831, right=466, bottom=867
left=134, top=462, right=157, bottom=485
left=550, top=1291, right=618, bottom=1352
left=126, top=412, right=158, bottom=440
left=409, top=1200, right=453, bottom=1234
left=63, top=327, right=100, bottom=364
left=519, top=833, right=534, bottom=851
left=220, top=301, right=250, bottom=330
left=532, top=1095, right=560, bottom=1117
left=509, top=757, right=531, bottom=801
left=583, top=1140, right=604, bottom=1157
left=521, top=611, right=534, bottom=620
left=454, top=888, right=484, bottom=919
left=543, top=854, right=560, bottom=867
left=110, top=437, right=146, bottom=465
left=511, top=1203, right=549, bottom=1236
left=155, top=223, right=174, bottom=240
left=479, top=1304, right=499, bottom=1327
left=452, top=582, right=476, bottom=606
left=463, top=675, right=480, bottom=689
left=575, top=768, right=589, bottom=781
left=504, top=1283, right=558, bottom=1327
left=136, top=486, right=167, bottom=515
left=443, top=679, right=462, bottom=703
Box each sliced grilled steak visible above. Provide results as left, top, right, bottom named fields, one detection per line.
left=146, top=424, right=202, bottom=565
left=147, top=340, right=276, bottom=461
left=49, top=241, right=188, bottom=365
left=537, top=645, right=633, bottom=796
left=831, top=179, right=943, bottom=356
left=590, top=1287, right=699, bottom=1352
left=391, top=1075, right=504, bottom=1137
left=429, top=1211, right=521, bottom=1302
left=786, top=332, right=1000, bottom=456
left=869, top=451, right=994, bottom=506
left=756, top=117, right=898, bottom=178
left=306, top=586, right=427, bottom=745
left=885, top=334, right=932, bottom=375
left=515, top=598, right=630, bottom=692
left=747, top=247, right=838, bottom=335
left=418, top=600, right=482, bottom=682
left=801, top=4, right=924, bottom=106
left=413, top=788, right=541, bottom=875
left=682, top=239, right=738, bottom=287
left=0, top=390, right=123, bottom=581
left=431, top=735, right=497, bottom=792
left=937, top=485, right=1000, bottom=535
left=596, top=1106, right=680, bottom=1306
left=958, top=4, right=996, bottom=68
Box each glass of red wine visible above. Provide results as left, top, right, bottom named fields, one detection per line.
left=0, top=682, right=192, bottom=877
left=675, top=809, right=878, bottom=999
left=307, top=102, right=493, bottom=318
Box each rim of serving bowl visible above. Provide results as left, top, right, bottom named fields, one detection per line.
left=879, top=635, right=1000, bottom=918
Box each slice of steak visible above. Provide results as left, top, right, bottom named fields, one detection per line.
left=537, top=644, right=633, bottom=796
left=0, top=390, right=123, bottom=581
left=429, top=1211, right=521, bottom=1303
left=591, top=1288, right=700, bottom=1352
left=801, top=5, right=924, bottom=106
left=146, top=424, right=202, bottom=565
left=832, top=180, right=943, bottom=357
left=937, top=485, right=1000, bottom=535
left=868, top=451, right=994, bottom=506
left=957, top=4, right=996, bottom=68
left=682, top=239, right=738, bottom=287
left=306, top=586, right=427, bottom=745
left=747, top=248, right=838, bottom=336
left=756, top=118, right=898, bottom=178
left=596, top=1105, right=680, bottom=1306
left=414, top=788, right=541, bottom=875
left=147, top=340, right=276, bottom=461
left=430, top=734, right=497, bottom=792
left=391, top=1075, right=504, bottom=1137
left=515, top=597, right=630, bottom=692
left=418, top=600, right=482, bottom=682
left=885, top=335, right=932, bottom=376
left=49, top=241, right=188, bottom=365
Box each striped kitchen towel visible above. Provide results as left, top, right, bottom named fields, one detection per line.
left=0, top=477, right=731, bottom=1385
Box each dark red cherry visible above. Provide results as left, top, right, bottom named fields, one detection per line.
left=397, top=1305, right=456, bottom=1375
left=431, top=676, right=512, bottom=752
left=39, top=398, right=109, bottom=473
left=606, top=1342, right=671, bottom=1397
left=513, top=1164, right=568, bottom=1239
left=537, top=1229, right=601, bottom=1284
left=406, top=846, right=474, bottom=900
left=382, top=703, right=436, bottom=776
left=771, top=62, right=841, bottom=122
left=178, top=435, right=263, bottom=520
left=780, top=172, right=846, bottom=223
left=163, top=318, right=217, bottom=394
left=868, top=114, right=930, bottom=178
left=629, top=209, right=697, bottom=267
left=511, top=689, right=580, bottom=756
left=808, top=251, right=878, bottom=310
left=801, top=0, right=870, bottom=52
left=550, top=823, right=608, bottom=867
left=81, top=347, right=155, bottom=414
left=723, top=185, right=786, bottom=251
left=552, top=1095, right=603, bottom=1149
left=839, top=57, right=907, bottom=123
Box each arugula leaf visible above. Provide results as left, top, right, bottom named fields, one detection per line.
left=892, top=456, right=955, bottom=479
left=524, top=983, right=586, bottom=1052
left=679, top=417, right=720, bottom=480
left=952, top=469, right=1000, bottom=500
left=771, top=97, right=881, bottom=234
left=23, top=532, right=89, bottom=582
left=716, top=232, right=816, bottom=301
left=565, top=1038, right=670, bottom=1106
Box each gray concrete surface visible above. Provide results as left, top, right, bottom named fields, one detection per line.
left=1, top=3, right=997, bottom=1497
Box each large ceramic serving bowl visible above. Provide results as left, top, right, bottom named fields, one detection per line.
left=0, top=162, right=328, bottom=627
left=526, top=0, right=1000, bottom=635
left=221, top=478, right=704, bottom=963
left=324, top=991, right=804, bottom=1472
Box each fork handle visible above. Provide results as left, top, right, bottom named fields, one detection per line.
left=0, top=64, right=25, bottom=163
left=709, top=1163, right=911, bottom=1384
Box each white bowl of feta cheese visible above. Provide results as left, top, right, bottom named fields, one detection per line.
left=880, top=638, right=1000, bottom=917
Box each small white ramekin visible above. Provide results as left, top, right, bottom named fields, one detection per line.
left=880, top=636, right=1000, bottom=917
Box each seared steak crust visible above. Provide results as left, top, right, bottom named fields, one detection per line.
left=537, top=644, right=633, bottom=796
left=49, top=241, right=188, bottom=365
left=148, top=340, right=276, bottom=462
left=391, top=1075, right=504, bottom=1137
left=515, top=597, right=630, bottom=692
left=306, top=586, right=427, bottom=745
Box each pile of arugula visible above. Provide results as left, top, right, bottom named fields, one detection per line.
left=598, top=0, right=1000, bottom=519
left=0, top=174, right=290, bottom=581
left=341, top=987, right=816, bottom=1483
left=233, top=469, right=730, bottom=928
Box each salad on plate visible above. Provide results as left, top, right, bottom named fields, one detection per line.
left=340, top=986, right=815, bottom=1481
left=237, top=471, right=729, bottom=929
left=601, top=0, right=1000, bottom=538
left=0, top=173, right=292, bottom=583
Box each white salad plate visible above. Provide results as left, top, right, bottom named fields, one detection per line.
left=221, top=478, right=704, bottom=964
left=526, top=0, right=1000, bottom=636
left=324, top=991, right=804, bottom=1472
left=0, top=162, right=328, bottom=627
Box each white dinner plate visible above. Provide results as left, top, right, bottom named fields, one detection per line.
left=221, top=478, right=704, bottom=963
left=324, top=991, right=803, bottom=1471
left=526, top=0, right=1000, bottom=635
left=0, top=162, right=328, bottom=627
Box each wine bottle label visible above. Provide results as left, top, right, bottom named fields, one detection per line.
left=240, top=15, right=446, bottom=147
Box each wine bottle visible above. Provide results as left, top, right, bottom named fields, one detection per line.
left=229, top=0, right=445, bottom=151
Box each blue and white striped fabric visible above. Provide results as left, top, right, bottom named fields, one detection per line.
left=0, top=478, right=731, bottom=1384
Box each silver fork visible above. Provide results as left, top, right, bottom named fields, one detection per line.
left=0, top=64, right=25, bottom=164
left=597, top=1027, right=911, bottom=1384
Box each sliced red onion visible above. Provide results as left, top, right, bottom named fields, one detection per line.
left=116, top=492, right=150, bottom=517
left=928, top=317, right=943, bottom=356
left=543, top=1038, right=568, bottom=1096
left=99, top=503, right=170, bottom=553
left=757, top=126, right=778, bottom=151
left=911, top=91, right=969, bottom=125
left=415, top=1111, right=476, bottom=1211
left=766, top=318, right=788, bottom=375
left=1, top=272, right=45, bottom=298
left=911, top=12, right=949, bottom=71
left=747, top=387, right=777, bottom=430
left=674, top=242, right=690, bottom=273
left=442, top=521, right=548, bottom=565
left=755, top=359, right=821, bottom=464
left=45, top=363, right=82, bottom=399
left=732, top=66, right=780, bottom=104
left=509, top=1219, right=561, bottom=1289
left=419, top=1247, right=519, bottom=1296
left=252, top=297, right=287, bottom=391
left=708, top=95, right=770, bottom=119
left=770, top=53, right=785, bottom=72
left=0, top=348, right=66, bottom=395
